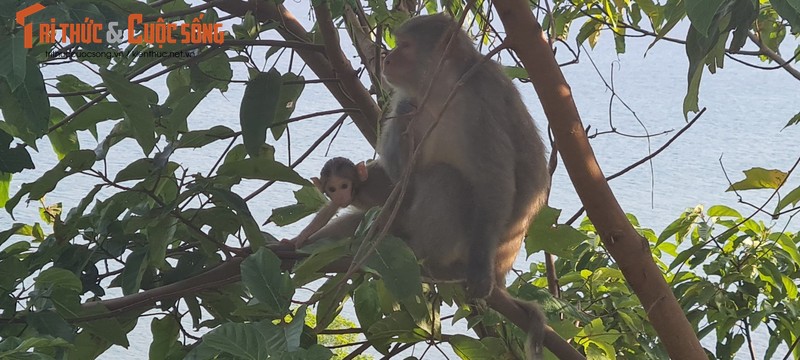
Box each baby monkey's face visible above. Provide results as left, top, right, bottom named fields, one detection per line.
left=323, top=175, right=355, bottom=208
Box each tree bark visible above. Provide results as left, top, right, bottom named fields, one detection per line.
left=493, top=2, right=707, bottom=359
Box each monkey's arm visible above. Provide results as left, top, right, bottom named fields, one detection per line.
left=288, top=202, right=340, bottom=248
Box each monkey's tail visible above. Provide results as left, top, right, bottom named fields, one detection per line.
left=515, top=297, right=545, bottom=360
left=487, top=287, right=545, bottom=360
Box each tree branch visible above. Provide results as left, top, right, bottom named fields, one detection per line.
left=493, top=2, right=706, bottom=359
left=747, top=32, right=800, bottom=81
left=208, top=0, right=380, bottom=146
left=3, top=246, right=352, bottom=324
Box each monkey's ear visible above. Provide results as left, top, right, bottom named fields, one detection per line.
left=311, top=177, right=323, bottom=191
left=356, top=161, right=368, bottom=181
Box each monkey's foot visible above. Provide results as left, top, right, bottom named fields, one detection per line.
left=465, top=275, right=493, bottom=299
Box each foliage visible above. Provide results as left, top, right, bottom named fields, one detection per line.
left=0, top=0, right=798, bottom=359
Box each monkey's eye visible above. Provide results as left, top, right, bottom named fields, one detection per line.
left=328, top=187, right=336, bottom=193
left=341, top=184, right=349, bottom=190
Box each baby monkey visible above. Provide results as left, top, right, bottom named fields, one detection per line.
left=285, top=157, right=392, bottom=248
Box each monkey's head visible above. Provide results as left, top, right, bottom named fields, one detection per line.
left=383, top=14, right=480, bottom=96
left=312, top=157, right=368, bottom=208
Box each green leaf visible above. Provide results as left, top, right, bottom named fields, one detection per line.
left=784, top=111, right=800, bottom=128
left=268, top=186, right=327, bottom=226
left=114, top=158, right=178, bottom=183
left=65, top=102, right=125, bottom=133
left=707, top=205, right=742, bottom=219
left=682, top=30, right=706, bottom=117
left=576, top=18, right=602, bottom=48
left=207, top=188, right=266, bottom=248
left=0, top=56, right=50, bottom=144
left=669, top=243, right=704, bottom=271
left=0, top=172, right=9, bottom=208
left=56, top=74, right=92, bottom=113
left=121, top=248, right=148, bottom=295
left=176, top=125, right=235, bottom=148
left=26, top=311, right=75, bottom=342
left=271, top=73, right=305, bottom=140
left=240, top=247, right=294, bottom=317
left=149, top=316, right=180, bottom=360
left=449, top=335, right=510, bottom=359
left=48, top=107, right=79, bottom=160
left=292, top=240, right=349, bottom=286
left=776, top=186, right=800, bottom=212
left=100, top=68, right=159, bottom=154
left=0, top=223, right=25, bottom=248
left=0, top=34, right=27, bottom=91
left=147, top=216, right=178, bottom=268
left=526, top=205, right=588, bottom=258
left=240, top=69, right=282, bottom=157
left=202, top=323, right=268, bottom=359
left=774, top=233, right=800, bottom=269
left=161, top=87, right=212, bottom=141
left=218, top=157, right=308, bottom=186
left=727, top=167, right=788, bottom=191
left=36, top=267, right=83, bottom=293
left=502, top=66, right=529, bottom=80
left=685, top=0, right=725, bottom=36
left=0, top=129, right=35, bottom=173
left=771, top=0, right=800, bottom=32
left=5, top=150, right=96, bottom=215
left=354, top=281, right=383, bottom=340
left=365, top=236, right=426, bottom=319
left=284, top=306, right=306, bottom=352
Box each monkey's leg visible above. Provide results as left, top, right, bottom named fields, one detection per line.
left=465, top=164, right=515, bottom=299
left=403, top=164, right=474, bottom=280
left=306, top=211, right=367, bottom=244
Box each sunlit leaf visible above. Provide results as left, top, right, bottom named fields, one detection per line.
left=727, top=167, right=788, bottom=191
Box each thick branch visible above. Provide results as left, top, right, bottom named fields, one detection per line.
left=493, top=2, right=706, bottom=359
left=208, top=0, right=380, bottom=146
left=342, top=4, right=382, bottom=87
left=0, top=247, right=351, bottom=324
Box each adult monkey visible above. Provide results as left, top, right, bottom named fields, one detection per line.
left=380, top=14, right=551, bottom=359
left=304, top=13, right=553, bottom=359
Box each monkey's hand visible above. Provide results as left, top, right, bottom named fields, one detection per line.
left=279, top=237, right=302, bottom=249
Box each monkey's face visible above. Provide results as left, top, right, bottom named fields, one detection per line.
left=323, top=175, right=355, bottom=208
left=383, top=36, right=419, bottom=92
